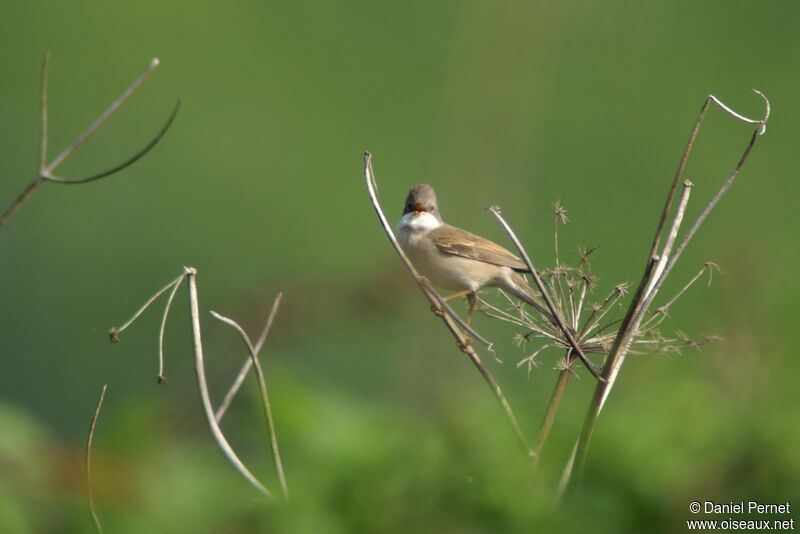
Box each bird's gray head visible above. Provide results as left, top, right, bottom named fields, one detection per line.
left=402, top=183, right=442, bottom=222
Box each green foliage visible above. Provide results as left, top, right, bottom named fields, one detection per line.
left=0, top=1, right=798, bottom=532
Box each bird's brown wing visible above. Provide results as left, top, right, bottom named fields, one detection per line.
left=430, top=224, right=529, bottom=272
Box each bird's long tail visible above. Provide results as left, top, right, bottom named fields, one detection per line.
left=506, top=272, right=556, bottom=324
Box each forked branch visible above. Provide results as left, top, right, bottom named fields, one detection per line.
left=211, top=309, right=289, bottom=499
left=215, top=293, right=283, bottom=422
left=0, top=54, right=179, bottom=228
left=186, top=269, right=272, bottom=497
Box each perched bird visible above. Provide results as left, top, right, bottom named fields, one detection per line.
left=396, top=183, right=552, bottom=324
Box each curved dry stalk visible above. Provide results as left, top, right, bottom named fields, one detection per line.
left=157, top=273, right=185, bottom=383
left=215, top=293, right=283, bottom=423
left=210, top=310, right=289, bottom=499
left=488, top=207, right=602, bottom=381
left=560, top=90, right=770, bottom=498
left=186, top=268, right=272, bottom=498
left=45, top=100, right=181, bottom=184
left=0, top=55, right=177, bottom=228
left=86, top=384, right=107, bottom=534
left=364, top=152, right=532, bottom=457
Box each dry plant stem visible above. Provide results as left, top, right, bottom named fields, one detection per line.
left=645, top=180, right=694, bottom=299
left=363, top=152, right=532, bottom=456
left=210, top=311, right=289, bottom=499
left=215, top=293, right=283, bottom=423
left=488, top=207, right=602, bottom=381
left=560, top=91, right=769, bottom=497
left=157, top=275, right=185, bottom=383
left=45, top=58, right=161, bottom=174
left=532, top=367, right=570, bottom=459
left=86, top=384, right=107, bottom=534
left=648, top=129, right=760, bottom=301
left=533, top=284, right=617, bottom=459
left=0, top=55, right=177, bottom=227
left=0, top=178, right=47, bottom=228
left=186, top=268, right=272, bottom=498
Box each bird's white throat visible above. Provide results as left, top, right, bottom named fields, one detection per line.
left=397, top=211, right=441, bottom=233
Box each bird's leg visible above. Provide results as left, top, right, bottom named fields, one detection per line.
left=466, top=292, right=477, bottom=326
left=431, top=289, right=472, bottom=315
left=441, top=289, right=473, bottom=303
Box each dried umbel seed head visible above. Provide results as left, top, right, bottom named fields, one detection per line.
left=553, top=200, right=569, bottom=225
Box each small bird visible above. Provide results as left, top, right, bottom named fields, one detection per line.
left=396, top=183, right=552, bottom=324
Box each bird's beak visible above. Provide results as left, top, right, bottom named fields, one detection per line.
left=413, top=202, right=427, bottom=213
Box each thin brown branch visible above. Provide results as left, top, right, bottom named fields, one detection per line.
left=0, top=178, right=46, bottom=227
left=185, top=268, right=272, bottom=498
left=364, top=152, right=532, bottom=457
left=215, top=293, right=283, bottom=423
left=488, top=207, right=603, bottom=381
left=86, top=384, right=107, bottom=534
left=211, top=310, right=289, bottom=499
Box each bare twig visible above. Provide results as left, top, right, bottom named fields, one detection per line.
left=364, top=152, right=532, bottom=457
left=0, top=55, right=177, bottom=228
left=157, top=274, right=185, bottom=384
left=215, top=293, right=283, bottom=423
left=86, top=384, right=107, bottom=534
left=211, top=310, right=289, bottom=499
left=560, top=90, right=770, bottom=497
left=186, top=268, right=272, bottom=497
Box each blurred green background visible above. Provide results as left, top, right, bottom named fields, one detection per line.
left=1, top=1, right=798, bottom=532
